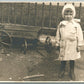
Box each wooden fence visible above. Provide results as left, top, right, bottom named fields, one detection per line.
left=0, top=2, right=83, bottom=29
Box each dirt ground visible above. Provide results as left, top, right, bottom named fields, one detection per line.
left=0, top=45, right=83, bottom=81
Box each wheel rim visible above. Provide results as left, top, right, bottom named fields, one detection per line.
left=0, top=30, right=12, bottom=46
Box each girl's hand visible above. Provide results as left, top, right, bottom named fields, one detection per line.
left=77, top=46, right=81, bottom=52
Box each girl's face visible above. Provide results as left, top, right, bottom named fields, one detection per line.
left=64, top=8, right=73, bottom=21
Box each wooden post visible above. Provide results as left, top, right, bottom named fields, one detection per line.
left=79, top=3, right=82, bottom=19
left=12, top=3, right=15, bottom=24
left=41, top=2, right=45, bottom=28
left=8, top=3, right=10, bottom=23
left=34, top=2, right=37, bottom=26
left=14, top=3, right=16, bottom=24
left=21, top=3, right=23, bottom=24
left=56, top=3, right=59, bottom=26
left=1, top=4, right=3, bottom=23
left=49, top=2, right=52, bottom=28
left=27, top=3, right=30, bottom=25
left=0, top=3, right=1, bottom=23
left=10, top=3, right=13, bottom=23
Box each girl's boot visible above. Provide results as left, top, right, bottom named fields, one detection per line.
left=58, top=61, right=66, bottom=78
left=69, top=60, right=75, bottom=80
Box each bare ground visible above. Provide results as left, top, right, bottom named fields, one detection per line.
left=0, top=46, right=83, bottom=81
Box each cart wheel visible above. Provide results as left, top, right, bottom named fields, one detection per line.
left=0, top=30, right=12, bottom=47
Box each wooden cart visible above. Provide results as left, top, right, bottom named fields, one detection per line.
left=0, top=23, right=42, bottom=53
left=0, top=23, right=57, bottom=54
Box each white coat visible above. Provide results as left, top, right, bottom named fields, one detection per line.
left=56, top=19, right=83, bottom=60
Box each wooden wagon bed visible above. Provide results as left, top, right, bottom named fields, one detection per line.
left=0, top=23, right=41, bottom=39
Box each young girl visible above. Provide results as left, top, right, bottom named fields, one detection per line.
left=56, top=4, right=83, bottom=80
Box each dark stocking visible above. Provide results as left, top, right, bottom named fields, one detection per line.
left=58, top=61, right=66, bottom=78
left=69, top=60, right=75, bottom=80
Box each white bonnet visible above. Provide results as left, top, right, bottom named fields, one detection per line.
left=62, top=4, right=76, bottom=18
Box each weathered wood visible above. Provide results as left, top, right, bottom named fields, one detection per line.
left=79, top=3, right=82, bottom=19
left=41, top=3, right=45, bottom=28
left=10, top=3, right=13, bottom=22
left=23, top=74, right=44, bottom=79
left=49, top=2, right=52, bottom=28
left=21, top=3, right=23, bottom=24
left=14, top=3, right=16, bottom=24
left=8, top=3, right=10, bottom=23
left=0, top=2, right=83, bottom=28
left=34, top=3, right=37, bottom=26
left=27, top=3, right=30, bottom=25
left=1, top=23, right=41, bottom=39
left=56, top=3, right=59, bottom=26
left=1, top=4, right=3, bottom=23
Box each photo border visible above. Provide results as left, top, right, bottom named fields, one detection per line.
left=0, top=0, right=84, bottom=83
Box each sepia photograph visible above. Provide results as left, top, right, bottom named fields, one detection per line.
left=0, top=1, right=84, bottom=82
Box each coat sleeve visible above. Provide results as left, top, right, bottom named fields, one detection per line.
left=77, top=23, right=83, bottom=46
left=55, top=24, right=61, bottom=46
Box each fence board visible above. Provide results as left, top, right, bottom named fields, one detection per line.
left=79, top=3, right=82, bottom=19
left=49, top=2, right=52, bottom=28
left=35, top=3, right=37, bottom=26
left=21, top=3, right=23, bottom=24
left=56, top=3, right=59, bottom=26
left=41, top=3, right=45, bottom=28
left=0, top=3, right=83, bottom=29
left=27, top=3, right=30, bottom=25
left=8, top=3, right=10, bottom=23
left=1, top=4, right=3, bottom=23
left=14, top=3, right=16, bottom=24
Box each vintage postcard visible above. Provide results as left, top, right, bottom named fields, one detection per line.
left=0, top=0, right=84, bottom=83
